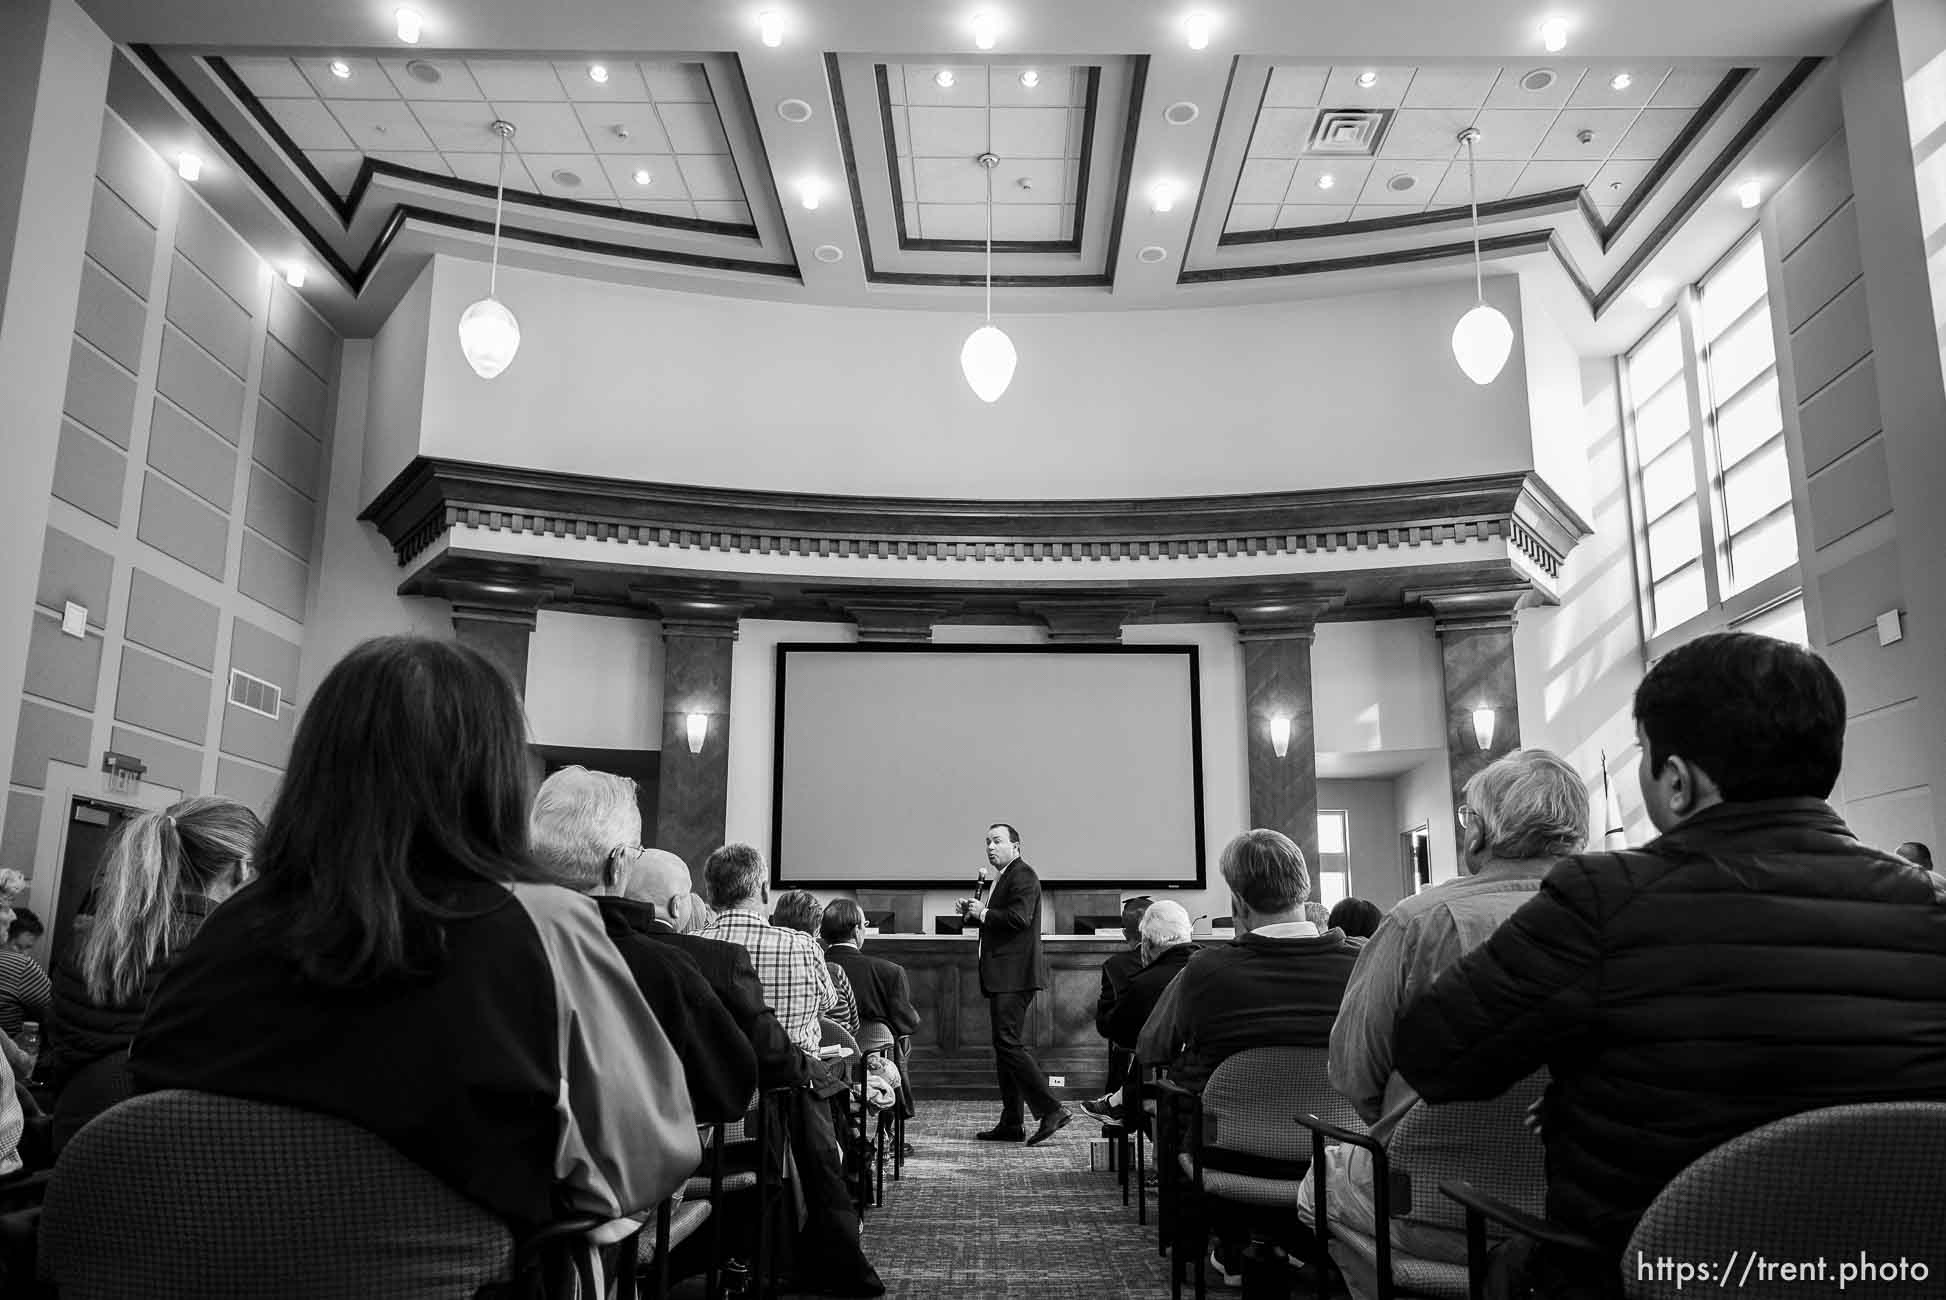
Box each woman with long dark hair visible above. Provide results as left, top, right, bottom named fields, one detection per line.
left=42, top=796, right=259, bottom=1150
left=131, top=636, right=698, bottom=1231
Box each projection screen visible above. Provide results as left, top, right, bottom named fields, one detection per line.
left=772, top=645, right=1204, bottom=888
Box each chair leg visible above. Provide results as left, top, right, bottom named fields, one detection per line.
left=1137, top=1124, right=1149, bottom=1228
left=893, top=1105, right=905, bottom=1180
left=653, top=1202, right=671, bottom=1300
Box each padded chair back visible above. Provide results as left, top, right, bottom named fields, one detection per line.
left=820, top=1017, right=860, bottom=1060
left=1202, top=1045, right=1361, bottom=1166
left=1624, top=1101, right=1946, bottom=1300
left=1380, top=1071, right=1548, bottom=1231
left=41, top=1089, right=515, bottom=1299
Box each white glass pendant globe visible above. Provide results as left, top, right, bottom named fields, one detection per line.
left=459, top=296, right=521, bottom=379
left=1451, top=303, right=1512, bottom=385
left=960, top=324, right=1017, bottom=403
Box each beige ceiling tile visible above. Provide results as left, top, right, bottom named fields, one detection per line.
left=553, top=60, right=652, bottom=102
left=693, top=201, right=752, bottom=225
left=379, top=57, right=484, bottom=101
left=641, top=62, right=713, bottom=103
left=912, top=155, right=988, bottom=203
left=1234, top=157, right=1296, bottom=204
left=675, top=153, right=745, bottom=201
left=992, top=158, right=1063, bottom=203
left=1468, top=109, right=1557, bottom=159
left=1589, top=157, right=1656, bottom=208
left=1247, top=108, right=1317, bottom=159
left=891, top=104, right=911, bottom=159
left=991, top=108, right=1071, bottom=160
left=1537, top=108, right=1640, bottom=161
left=1323, top=66, right=1413, bottom=108
left=523, top=153, right=614, bottom=201
left=620, top=199, right=697, bottom=219
left=1359, top=159, right=1446, bottom=205
left=1429, top=159, right=1522, bottom=207
left=305, top=151, right=366, bottom=196
left=1652, top=67, right=1730, bottom=109
left=466, top=61, right=567, bottom=102
left=444, top=151, right=537, bottom=193
left=369, top=151, right=450, bottom=178
left=1225, top=204, right=1280, bottom=233
left=1615, top=108, right=1695, bottom=160
left=1484, top=65, right=1585, bottom=110
left=572, top=103, right=674, bottom=155
left=408, top=101, right=504, bottom=152
left=1402, top=66, right=1500, bottom=110
left=906, top=106, right=989, bottom=158
left=228, top=57, right=312, bottom=100
left=657, top=102, right=731, bottom=154
left=902, top=65, right=988, bottom=108
left=326, top=100, right=434, bottom=152
left=918, top=204, right=988, bottom=240
left=595, top=154, right=684, bottom=199
left=1273, top=203, right=1352, bottom=228
left=1511, top=160, right=1601, bottom=195
left=1350, top=202, right=1430, bottom=221
left=296, top=57, right=394, bottom=99
left=262, top=99, right=355, bottom=151
left=1568, top=65, right=1662, bottom=108
left=990, top=65, right=1076, bottom=108
left=1380, top=107, right=1475, bottom=160
left=1264, top=66, right=1328, bottom=108
left=1288, top=157, right=1371, bottom=202
left=488, top=102, right=592, bottom=154
left=990, top=205, right=1065, bottom=240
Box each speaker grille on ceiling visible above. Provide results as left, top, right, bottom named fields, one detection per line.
left=1304, top=109, right=1394, bottom=158
left=228, top=669, right=282, bottom=720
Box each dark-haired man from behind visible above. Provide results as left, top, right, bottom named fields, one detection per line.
left=1085, top=894, right=1152, bottom=1115
left=1395, top=633, right=1946, bottom=1300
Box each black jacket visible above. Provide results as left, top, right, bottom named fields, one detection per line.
left=825, top=943, right=919, bottom=1038
left=1395, top=799, right=1946, bottom=1257
left=1094, top=947, right=1145, bottom=1040
left=43, top=896, right=217, bottom=1093
left=974, top=859, right=1047, bottom=994
left=1102, top=942, right=1197, bottom=1049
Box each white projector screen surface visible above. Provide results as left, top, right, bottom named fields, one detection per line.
left=773, top=646, right=1204, bottom=887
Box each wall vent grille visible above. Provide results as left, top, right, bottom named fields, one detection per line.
left=228, top=669, right=282, bottom=720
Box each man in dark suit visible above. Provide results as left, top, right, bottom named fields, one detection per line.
left=820, top=899, right=920, bottom=1045
left=958, top=822, right=1070, bottom=1145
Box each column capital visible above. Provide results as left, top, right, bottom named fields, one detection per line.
left=808, top=592, right=963, bottom=642
left=1018, top=596, right=1157, bottom=643
left=1404, top=582, right=1534, bottom=634
left=437, top=570, right=574, bottom=629
left=1208, top=590, right=1344, bottom=642
left=628, top=585, right=771, bottom=639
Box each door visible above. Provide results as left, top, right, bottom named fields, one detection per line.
left=51, top=798, right=134, bottom=974
left=1400, top=825, right=1431, bottom=898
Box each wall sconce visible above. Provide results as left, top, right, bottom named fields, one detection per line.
left=1269, top=714, right=1291, bottom=759
left=1471, top=706, right=1496, bottom=752
left=685, top=713, right=709, bottom=755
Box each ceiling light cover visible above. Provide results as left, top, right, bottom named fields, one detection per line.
left=1356, top=71, right=1378, bottom=89
left=459, top=299, right=521, bottom=380
left=799, top=180, right=821, bottom=209
left=961, top=325, right=1017, bottom=403
left=177, top=153, right=202, bottom=182
left=1540, top=17, right=1568, bottom=52
left=1451, top=126, right=1512, bottom=386
left=1020, top=70, right=1040, bottom=89
left=758, top=10, right=784, bottom=46
left=935, top=69, right=956, bottom=88
left=685, top=713, right=708, bottom=754
left=1183, top=11, right=1213, bottom=50
left=778, top=98, right=814, bottom=122
left=1472, top=706, right=1497, bottom=751
left=1150, top=181, right=1178, bottom=212
left=1269, top=715, right=1292, bottom=758
left=1137, top=245, right=1168, bottom=263
left=1163, top=100, right=1199, bottom=125
left=632, top=168, right=652, bottom=185
left=329, top=60, right=351, bottom=79
left=972, top=11, right=1000, bottom=50
left=588, top=64, right=609, bottom=84
left=395, top=8, right=423, bottom=43
left=1737, top=180, right=1762, bottom=209
left=814, top=244, right=845, bottom=262
left=1316, top=173, right=1336, bottom=190
left=1610, top=71, right=1633, bottom=91
left=284, top=266, right=306, bottom=288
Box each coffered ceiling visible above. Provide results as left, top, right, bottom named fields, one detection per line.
left=82, top=0, right=1871, bottom=340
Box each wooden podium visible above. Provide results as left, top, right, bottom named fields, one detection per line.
left=1051, top=890, right=1120, bottom=936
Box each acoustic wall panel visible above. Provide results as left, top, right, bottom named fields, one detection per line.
left=155, top=326, right=244, bottom=443
left=11, top=701, right=91, bottom=789
left=250, top=399, right=321, bottom=500
left=95, top=114, right=166, bottom=229
left=35, top=527, right=114, bottom=618
left=1807, top=439, right=1894, bottom=548
left=1824, top=626, right=1916, bottom=717
left=244, top=465, right=314, bottom=557
left=73, top=262, right=147, bottom=372
left=21, top=614, right=104, bottom=712
left=52, top=420, right=127, bottom=526
left=137, top=472, right=229, bottom=580
left=214, top=757, right=280, bottom=816
left=0, top=794, right=42, bottom=879
left=1816, top=542, right=1904, bottom=641
left=1796, top=358, right=1880, bottom=475
left=237, top=534, right=307, bottom=621
left=84, top=180, right=157, bottom=299
left=63, top=338, right=138, bottom=448
left=114, top=645, right=211, bottom=745
left=109, top=725, right=202, bottom=798
left=1773, top=131, right=1851, bottom=258
left=146, top=398, right=239, bottom=510
left=266, top=280, right=337, bottom=380
left=172, top=197, right=258, bottom=311
left=124, top=569, right=220, bottom=672
left=228, top=619, right=300, bottom=693
left=259, top=338, right=329, bottom=433
left=1779, top=201, right=1863, bottom=333
left=164, top=253, right=253, bottom=377
left=1789, top=282, right=1873, bottom=399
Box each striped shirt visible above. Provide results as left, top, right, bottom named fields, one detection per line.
left=0, top=951, right=50, bottom=1038
left=702, top=908, right=837, bottom=1055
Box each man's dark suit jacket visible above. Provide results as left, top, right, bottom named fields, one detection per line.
left=973, top=859, right=1047, bottom=994
left=1094, top=946, right=1145, bottom=1040
left=597, top=896, right=808, bottom=1088
left=826, top=942, right=920, bottom=1037
left=1102, top=941, right=1198, bottom=1049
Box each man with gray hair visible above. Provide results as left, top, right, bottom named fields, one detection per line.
left=1081, top=900, right=1199, bottom=1122
left=1310, top=748, right=1590, bottom=1297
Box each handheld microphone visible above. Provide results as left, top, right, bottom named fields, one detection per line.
left=975, top=864, right=993, bottom=900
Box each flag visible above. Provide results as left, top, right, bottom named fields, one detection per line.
left=1600, top=748, right=1627, bottom=849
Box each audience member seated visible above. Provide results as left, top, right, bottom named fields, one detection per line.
left=820, top=899, right=920, bottom=1054
left=1, top=908, right=42, bottom=956
left=0, top=905, right=48, bottom=1070
left=42, top=797, right=259, bottom=1152
left=1082, top=899, right=1197, bottom=1122
left=130, top=636, right=699, bottom=1235
left=1395, top=633, right=1946, bottom=1300
left=1312, top=749, right=1589, bottom=1298
left=774, top=889, right=859, bottom=1035
left=1325, top=898, right=1382, bottom=941
left=1303, top=901, right=1333, bottom=930
left=1137, top=829, right=1360, bottom=1092
left=530, top=767, right=757, bottom=1123
left=0, top=1049, right=19, bottom=1180
left=1896, top=840, right=1933, bottom=872
left=1086, top=895, right=1152, bottom=1113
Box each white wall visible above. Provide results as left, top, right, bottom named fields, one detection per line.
left=1397, top=752, right=1459, bottom=887
left=361, top=260, right=434, bottom=506
left=398, top=255, right=1536, bottom=501
left=525, top=610, right=662, bottom=749
left=1312, top=618, right=1447, bottom=754
left=1317, top=776, right=1404, bottom=908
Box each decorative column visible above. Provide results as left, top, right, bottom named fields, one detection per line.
left=438, top=573, right=570, bottom=698
left=1407, top=583, right=1531, bottom=813
left=810, top=592, right=963, bottom=643
left=1018, top=596, right=1157, bottom=643
left=1210, top=591, right=1343, bottom=868
left=631, top=587, right=770, bottom=873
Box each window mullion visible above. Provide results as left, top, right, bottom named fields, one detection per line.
left=1675, top=286, right=1725, bottom=608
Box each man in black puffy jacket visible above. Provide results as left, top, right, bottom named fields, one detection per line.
left=1394, top=632, right=1946, bottom=1299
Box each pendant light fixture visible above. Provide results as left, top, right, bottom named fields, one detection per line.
left=960, top=73, right=1016, bottom=403
left=459, top=119, right=522, bottom=380
left=1450, top=126, right=1512, bottom=386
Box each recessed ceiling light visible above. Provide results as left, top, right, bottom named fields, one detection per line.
left=395, top=8, right=423, bottom=44
left=935, top=69, right=956, bottom=88
left=284, top=265, right=306, bottom=288
left=1636, top=279, right=1669, bottom=308
left=777, top=97, right=814, bottom=122
left=1737, top=179, right=1762, bottom=209
left=972, top=11, right=1000, bottom=50
left=329, top=59, right=352, bottom=79
left=405, top=59, right=442, bottom=84
left=758, top=10, right=784, bottom=47
left=1316, top=173, right=1336, bottom=191
left=814, top=244, right=844, bottom=262
left=1019, top=69, right=1040, bottom=89
left=551, top=168, right=582, bottom=188
left=1150, top=180, right=1179, bottom=213
left=1539, top=17, right=1568, bottom=52
left=1386, top=173, right=1417, bottom=192
left=177, top=153, right=203, bottom=182
left=1610, top=71, right=1633, bottom=91
left=798, top=179, right=823, bottom=210
left=1356, top=71, right=1378, bottom=89
left=1138, top=245, right=1168, bottom=263
left=632, top=168, right=652, bottom=186
left=1520, top=68, right=1557, bottom=92
left=1183, top=11, right=1213, bottom=51
left=1163, top=100, right=1199, bottom=125
left=588, top=64, right=609, bottom=84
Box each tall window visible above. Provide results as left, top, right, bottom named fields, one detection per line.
left=1316, top=810, right=1349, bottom=909
left=1620, top=232, right=1803, bottom=652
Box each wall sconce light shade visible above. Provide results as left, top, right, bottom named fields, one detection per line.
left=1269, top=714, right=1291, bottom=759
left=1471, top=706, right=1496, bottom=751
left=685, top=712, right=709, bottom=754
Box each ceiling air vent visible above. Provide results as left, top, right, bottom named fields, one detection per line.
left=228, top=669, right=283, bottom=721
left=1304, top=108, right=1394, bottom=158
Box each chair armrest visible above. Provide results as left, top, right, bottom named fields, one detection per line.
left=1437, top=1180, right=1605, bottom=1254
left=1293, top=1113, right=1381, bottom=1156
